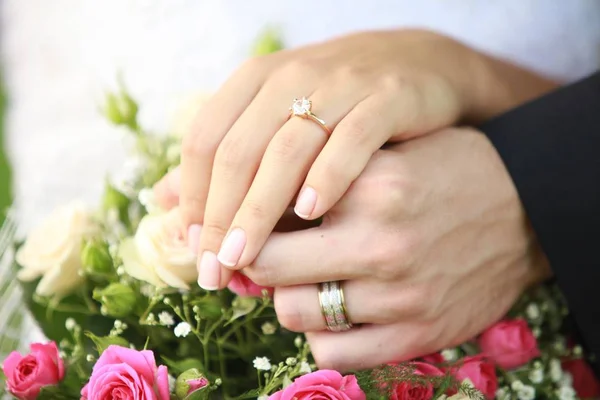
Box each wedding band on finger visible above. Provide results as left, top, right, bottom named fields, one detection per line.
left=289, top=97, right=332, bottom=135
left=318, top=281, right=353, bottom=332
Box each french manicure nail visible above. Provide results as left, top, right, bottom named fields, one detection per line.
left=187, top=224, right=202, bottom=255
left=198, top=251, right=221, bottom=290
left=294, top=187, right=317, bottom=219
left=217, top=228, right=246, bottom=267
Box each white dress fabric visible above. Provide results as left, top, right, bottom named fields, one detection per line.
left=2, top=0, right=600, bottom=229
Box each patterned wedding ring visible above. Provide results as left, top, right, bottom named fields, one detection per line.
left=289, top=97, right=332, bottom=135
left=318, top=281, right=353, bottom=332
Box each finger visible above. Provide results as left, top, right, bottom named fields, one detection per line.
left=305, top=323, right=432, bottom=372
left=180, top=58, right=270, bottom=229
left=217, top=88, right=369, bottom=271
left=297, top=94, right=403, bottom=220
left=274, top=280, right=426, bottom=332
left=242, top=226, right=372, bottom=287
left=153, top=167, right=181, bottom=210
left=195, top=80, right=320, bottom=290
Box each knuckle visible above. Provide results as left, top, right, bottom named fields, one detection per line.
left=378, top=73, right=412, bottom=95
left=269, top=130, right=304, bottom=162
left=274, top=292, right=305, bottom=332
left=334, top=65, right=364, bottom=84
left=245, top=262, right=275, bottom=287
left=181, top=127, right=219, bottom=160
left=241, top=199, right=268, bottom=221
left=214, top=137, right=246, bottom=172
left=277, top=59, right=318, bottom=82
left=336, top=118, right=370, bottom=144
left=238, top=56, right=266, bottom=76
left=201, top=220, right=230, bottom=247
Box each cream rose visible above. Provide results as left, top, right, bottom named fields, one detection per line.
left=17, top=201, right=99, bottom=297
left=119, top=207, right=197, bottom=290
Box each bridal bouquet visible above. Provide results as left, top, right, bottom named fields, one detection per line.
left=1, top=33, right=599, bottom=400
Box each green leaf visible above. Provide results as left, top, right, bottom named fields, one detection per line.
left=85, top=331, right=130, bottom=355
left=252, top=28, right=284, bottom=56
left=38, top=385, right=75, bottom=400
left=161, top=356, right=204, bottom=376
left=228, top=297, right=257, bottom=324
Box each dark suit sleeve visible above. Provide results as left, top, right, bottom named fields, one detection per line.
left=479, top=71, right=600, bottom=374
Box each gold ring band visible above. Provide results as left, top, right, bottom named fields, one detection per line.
left=289, top=97, right=332, bottom=135
left=318, top=281, right=353, bottom=332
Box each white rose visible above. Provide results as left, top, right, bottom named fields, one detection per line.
left=16, top=201, right=98, bottom=297
left=119, top=207, right=197, bottom=290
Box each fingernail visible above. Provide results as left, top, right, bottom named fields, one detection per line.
left=187, top=224, right=202, bottom=255
left=217, top=228, right=246, bottom=267
left=294, top=187, right=317, bottom=219
left=198, top=251, right=221, bottom=291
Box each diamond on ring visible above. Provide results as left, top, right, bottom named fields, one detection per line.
left=291, top=97, right=312, bottom=116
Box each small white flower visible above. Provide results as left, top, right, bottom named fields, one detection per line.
left=559, top=371, right=573, bottom=388
left=116, top=266, right=125, bottom=276
left=65, top=318, right=77, bottom=331
left=550, top=359, right=563, bottom=382
left=86, top=354, right=95, bottom=362
left=557, top=386, right=576, bottom=400
left=261, top=322, right=277, bottom=335
left=517, top=386, right=535, bottom=400
left=441, top=348, right=458, bottom=362
left=532, top=327, right=541, bottom=338
left=529, top=368, right=544, bottom=384
left=294, top=336, right=303, bottom=348
left=573, top=346, right=583, bottom=356
left=554, top=338, right=566, bottom=353
left=174, top=322, right=192, bottom=338
left=511, top=380, right=524, bottom=391
left=299, top=361, right=312, bottom=374
left=140, top=284, right=155, bottom=298
left=257, top=396, right=269, bottom=400
left=253, top=357, right=272, bottom=371
left=496, top=387, right=509, bottom=400
left=526, top=303, right=540, bottom=320
left=158, top=311, right=175, bottom=327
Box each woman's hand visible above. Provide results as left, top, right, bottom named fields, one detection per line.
left=176, top=29, right=557, bottom=289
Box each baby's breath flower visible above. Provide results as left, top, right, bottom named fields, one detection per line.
left=532, top=327, right=541, bottom=338
left=174, top=322, right=192, bottom=338
left=294, top=336, right=303, bottom=348
left=116, top=266, right=125, bottom=276
left=299, top=361, right=312, bottom=374
left=163, top=298, right=172, bottom=305
left=529, top=368, right=544, bottom=384
left=214, top=378, right=222, bottom=386
left=441, top=348, right=458, bottom=362
left=495, top=387, right=509, bottom=400
left=261, top=322, right=277, bottom=335
left=65, top=318, right=77, bottom=331
left=257, top=396, right=269, bottom=400
left=573, top=345, right=583, bottom=356
left=550, top=359, right=563, bottom=382
left=526, top=303, right=540, bottom=320
left=517, top=386, right=535, bottom=400
left=253, top=357, right=272, bottom=371
left=146, top=313, right=156, bottom=323
left=140, top=284, right=155, bottom=298
left=158, top=311, right=175, bottom=327
left=559, top=371, right=573, bottom=388
left=86, top=354, right=95, bottom=362
left=511, top=380, right=524, bottom=391
left=556, top=386, right=576, bottom=400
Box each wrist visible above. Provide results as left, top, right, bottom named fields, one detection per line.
left=460, top=51, right=559, bottom=124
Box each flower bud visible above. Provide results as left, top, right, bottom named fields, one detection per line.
left=175, top=368, right=209, bottom=399
left=252, top=28, right=284, bottom=56
left=191, top=296, right=223, bottom=320
left=81, top=240, right=114, bottom=276
left=102, top=90, right=139, bottom=130
left=103, top=182, right=130, bottom=213
left=93, top=283, right=137, bottom=317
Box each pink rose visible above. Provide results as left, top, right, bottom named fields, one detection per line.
left=390, top=362, right=443, bottom=400
left=453, top=356, right=497, bottom=399
left=269, top=370, right=365, bottom=400
left=81, top=345, right=170, bottom=400
left=478, top=319, right=540, bottom=369
left=228, top=272, right=273, bottom=297
left=562, top=359, right=600, bottom=398
left=2, top=342, right=64, bottom=400
left=421, top=353, right=445, bottom=365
